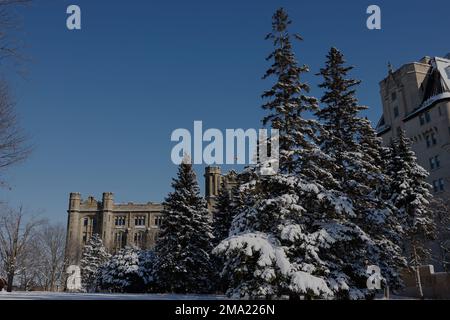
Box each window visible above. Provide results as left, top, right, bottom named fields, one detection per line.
left=420, top=114, right=425, bottom=126
left=155, top=216, right=163, bottom=227
left=433, top=179, right=445, bottom=192
left=134, top=232, right=145, bottom=247
left=426, top=133, right=437, bottom=148
left=396, top=127, right=402, bottom=136
left=439, top=179, right=445, bottom=191
left=114, top=232, right=126, bottom=250
left=115, top=216, right=126, bottom=226
left=394, top=106, right=399, bottom=118
left=425, top=112, right=431, bottom=123
left=429, top=155, right=440, bottom=170
left=82, top=217, right=95, bottom=244
left=391, top=92, right=397, bottom=101
left=435, top=156, right=441, bottom=169
left=135, top=216, right=146, bottom=226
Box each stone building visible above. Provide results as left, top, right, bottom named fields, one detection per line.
left=376, top=54, right=450, bottom=195
left=65, top=166, right=238, bottom=266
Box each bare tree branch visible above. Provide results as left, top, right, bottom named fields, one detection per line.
left=0, top=204, right=43, bottom=292
left=0, top=80, right=31, bottom=185
left=0, top=0, right=31, bottom=66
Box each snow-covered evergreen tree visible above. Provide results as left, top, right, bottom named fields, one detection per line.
left=153, top=160, right=214, bottom=294
left=357, top=118, right=406, bottom=292
left=388, top=130, right=435, bottom=298
left=97, top=247, right=154, bottom=293
left=316, top=47, right=405, bottom=298
left=79, top=234, right=110, bottom=292
left=213, top=182, right=238, bottom=245
left=214, top=9, right=352, bottom=300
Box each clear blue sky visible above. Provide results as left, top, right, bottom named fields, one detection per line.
left=2, top=0, right=449, bottom=223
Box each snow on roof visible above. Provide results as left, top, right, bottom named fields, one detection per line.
left=434, top=57, right=450, bottom=91
left=404, top=56, right=450, bottom=121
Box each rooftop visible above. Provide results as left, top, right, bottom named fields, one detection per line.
left=377, top=55, right=450, bottom=134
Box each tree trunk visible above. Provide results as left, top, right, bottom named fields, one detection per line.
left=413, top=245, right=424, bottom=299
left=6, top=273, right=14, bottom=292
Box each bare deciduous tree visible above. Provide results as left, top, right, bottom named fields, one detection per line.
left=0, top=0, right=31, bottom=65
left=0, top=0, right=32, bottom=185
left=0, top=81, right=30, bottom=181
left=35, top=223, right=66, bottom=291
left=0, top=205, right=42, bottom=292
left=430, top=194, right=450, bottom=272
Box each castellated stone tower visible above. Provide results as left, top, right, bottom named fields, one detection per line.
left=204, top=166, right=222, bottom=210
left=65, top=166, right=239, bottom=266
left=65, top=192, right=82, bottom=266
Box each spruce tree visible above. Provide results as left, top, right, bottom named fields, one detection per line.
left=358, top=119, right=406, bottom=291
left=79, top=234, right=110, bottom=292
left=97, top=247, right=153, bottom=293
left=214, top=8, right=350, bottom=299
left=316, top=47, right=405, bottom=298
left=153, top=160, right=214, bottom=294
left=388, top=130, right=435, bottom=298
left=213, top=182, right=237, bottom=245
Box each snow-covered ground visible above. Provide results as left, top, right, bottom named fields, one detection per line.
left=0, top=291, right=227, bottom=300
left=0, top=290, right=417, bottom=300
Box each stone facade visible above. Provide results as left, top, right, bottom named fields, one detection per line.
left=401, top=265, right=450, bottom=299
left=377, top=54, right=450, bottom=196
left=65, top=166, right=238, bottom=266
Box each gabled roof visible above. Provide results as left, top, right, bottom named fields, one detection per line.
left=421, top=67, right=449, bottom=105
left=403, top=56, right=450, bottom=121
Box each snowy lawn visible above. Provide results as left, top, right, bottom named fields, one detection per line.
left=0, top=291, right=227, bottom=300
left=0, top=291, right=417, bottom=300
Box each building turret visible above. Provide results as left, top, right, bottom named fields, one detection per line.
left=101, top=192, right=114, bottom=249
left=65, top=193, right=82, bottom=266
left=102, top=192, right=114, bottom=211
left=205, top=166, right=221, bottom=198
left=205, top=166, right=222, bottom=211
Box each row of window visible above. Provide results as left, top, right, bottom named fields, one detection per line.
left=419, top=112, right=432, bottom=125
left=114, top=215, right=163, bottom=227
left=112, top=231, right=159, bottom=253
left=115, top=216, right=126, bottom=226
left=392, top=103, right=446, bottom=123
left=394, top=127, right=438, bottom=148
left=392, top=107, right=446, bottom=125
